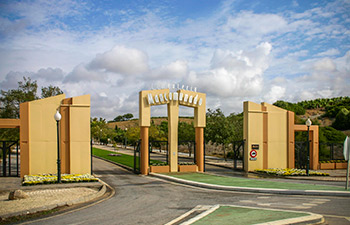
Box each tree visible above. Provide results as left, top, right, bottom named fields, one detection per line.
left=178, top=122, right=195, bottom=141
left=159, top=121, right=168, bottom=140
left=90, top=117, right=108, bottom=143
left=113, top=113, right=134, bottom=122
left=0, top=77, right=38, bottom=140
left=125, top=126, right=140, bottom=144
left=113, top=125, right=127, bottom=143
left=226, top=112, right=243, bottom=142
left=0, top=77, right=64, bottom=141
left=205, top=108, right=233, bottom=160
left=41, top=85, right=63, bottom=98
left=332, top=108, right=350, bottom=130
left=178, top=121, right=195, bottom=156
left=0, top=77, right=38, bottom=119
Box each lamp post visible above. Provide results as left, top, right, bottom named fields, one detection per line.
left=54, top=110, right=62, bottom=183
left=99, top=129, right=102, bottom=145
left=125, top=128, right=128, bottom=149
left=306, top=118, right=312, bottom=176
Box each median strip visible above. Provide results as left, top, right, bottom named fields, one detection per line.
left=170, top=205, right=322, bottom=225
left=151, top=173, right=350, bottom=197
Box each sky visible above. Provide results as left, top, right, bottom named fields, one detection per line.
left=0, top=0, right=349, bottom=120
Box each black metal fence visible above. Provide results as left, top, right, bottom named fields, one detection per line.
left=178, top=140, right=196, bottom=164
left=149, top=140, right=169, bottom=165
left=232, top=140, right=245, bottom=170
left=0, top=140, right=20, bottom=177
left=319, top=142, right=344, bottom=161
left=295, top=141, right=308, bottom=169
left=295, top=141, right=345, bottom=169
left=133, top=140, right=141, bottom=174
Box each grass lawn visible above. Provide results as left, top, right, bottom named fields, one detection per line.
left=167, top=173, right=347, bottom=191
left=193, top=206, right=309, bottom=225
left=92, top=147, right=163, bottom=168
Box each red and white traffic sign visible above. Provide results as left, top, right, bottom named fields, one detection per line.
left=250, top=150, right=257, bottom=158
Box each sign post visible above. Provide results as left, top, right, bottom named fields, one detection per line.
left=344, top=136, right=349, bottom=190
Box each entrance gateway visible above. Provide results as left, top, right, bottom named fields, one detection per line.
left=139, top=87, right=206, bottom=175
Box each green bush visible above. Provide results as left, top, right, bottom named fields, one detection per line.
left=332, top=108, right=350, bottom=130
left=273, top=100, right=305, bottom=115
left=319, top=126, right=346, bottom=143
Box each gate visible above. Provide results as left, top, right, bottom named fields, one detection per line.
left=0, top=140, right=20, bottom=177
left=295, top=141, right=307, bottom=169
left=149, top=140, right=169, bottom=165
left=232, top=140, right=245, bottom=170
left=178, top=140, right=196, bottom=164
left=133, top=140, right=141, bottom=174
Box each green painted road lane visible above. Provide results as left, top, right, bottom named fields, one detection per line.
left=192, top=206, right=309, bottom=225
left=167, top=173, right=347, bottom=191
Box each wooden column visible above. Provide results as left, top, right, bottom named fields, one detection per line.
left=140, top=126, right=149, bottom=175
left=195, top=127, right=204, bottom=172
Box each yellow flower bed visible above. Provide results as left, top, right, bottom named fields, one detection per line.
left=22, top=173, right=99, bottom=186
left=255, top=168, right=329, bottom=176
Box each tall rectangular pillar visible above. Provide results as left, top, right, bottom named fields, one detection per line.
left=140, top=126, right=149, bottom=175
left=168, top=100, right=179, bottom=172
left=195, top=127, right=204, bottom=172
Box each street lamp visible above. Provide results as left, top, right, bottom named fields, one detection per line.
left=306, top=118, right=312, bottom=176
left=125, top=128, right=128, bottom=149
left=99, top=129, right=102, bottom=145
left=54, top=110, right=62, bottom=183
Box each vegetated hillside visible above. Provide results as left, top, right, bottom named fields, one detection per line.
left=107, top=117, right=194, bottom=130
left=274, top=96, right=350, bottom=137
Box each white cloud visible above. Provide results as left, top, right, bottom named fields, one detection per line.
left=225, top=11, right=288, bottom=37
left=148, top=60, right=188, bottom=79
left=185, top=42, right=271, bottom=97
left=0, top=71, right=30, bottom=90
left=64, top=64, right=107, bottom=83
left=316, top=48, right=340, bottom=57
left=313, top=58, right=337, bottom=72
left=33, top=68, right=65, bottom=81
left=88, top=45, right=149, bottom=75
left=263, top=86, right=286, bottom=103
left=0, top=0, right=349, bottom=119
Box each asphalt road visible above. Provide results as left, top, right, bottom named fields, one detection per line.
left=23, top=157, right=350, bottom=225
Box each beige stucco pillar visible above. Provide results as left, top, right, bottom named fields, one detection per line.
left=168, top=100, right=179, bottom=172
left=195, top=127, right=204, bottom=172
left=287, top=111, right=295, bottom=168
left=140, top=126, right=149, bottom=175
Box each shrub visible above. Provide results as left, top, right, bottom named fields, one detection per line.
left=332, top=108, right=350, bottom=130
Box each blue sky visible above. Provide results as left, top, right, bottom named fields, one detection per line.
left=0, top=0, right=349, bottom=119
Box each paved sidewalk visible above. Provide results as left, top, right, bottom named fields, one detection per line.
left=0, top=177, right=106, bottom=221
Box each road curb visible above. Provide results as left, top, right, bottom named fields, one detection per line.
left=150, top=173, right=350, bottom=197
left=0, top=182, right=107, bottom=220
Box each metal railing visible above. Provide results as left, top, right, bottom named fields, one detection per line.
left=0, top=140, right=20, bottom=177
left=319, top=142, right=344, bottom=161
